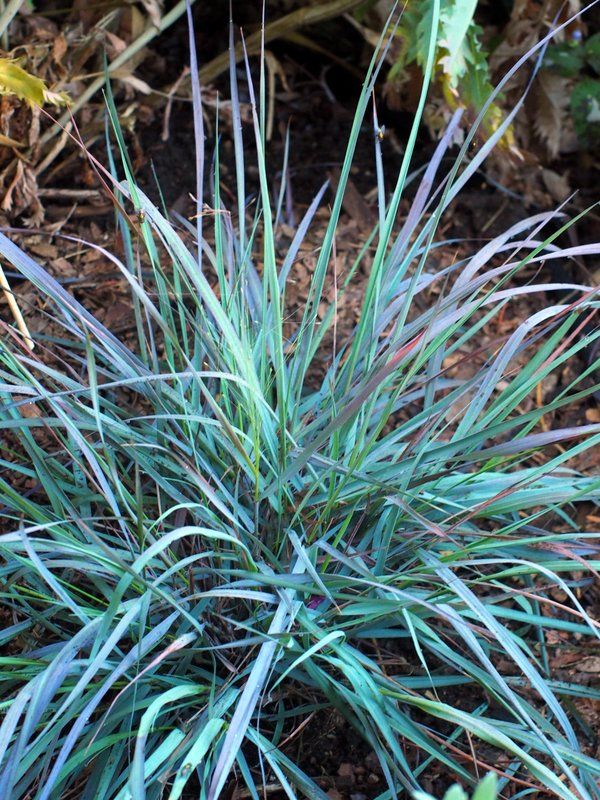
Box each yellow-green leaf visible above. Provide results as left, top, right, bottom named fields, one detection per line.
left=0, top=58, right=69, bottom=107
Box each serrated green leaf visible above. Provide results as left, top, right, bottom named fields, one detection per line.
left=437, top=0, right=478, bottom=86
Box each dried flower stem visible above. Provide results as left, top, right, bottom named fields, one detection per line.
left=0, top=261, right=34, bottom=350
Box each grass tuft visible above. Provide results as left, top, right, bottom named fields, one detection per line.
left=0, top=7, right=600, bottom=800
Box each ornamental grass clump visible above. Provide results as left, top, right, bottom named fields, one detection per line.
left=1, top=6, right=600, bottom=800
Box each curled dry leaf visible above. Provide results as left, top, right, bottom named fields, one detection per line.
left=1, top=159, right=44, bottom=225
left=576, top=656, right=600, bottom=673
left=112, top=71, right=153, bottom=95
left=104, top=30, right=129, bottom=58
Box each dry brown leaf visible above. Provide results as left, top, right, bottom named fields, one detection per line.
left=104, top=301, right=132, bottom=329
left=52, top=257, right=77, bottom=276
left=21, top=165, right=44, bottom=226
left=490, top=0, right=541, bottom=70
left=28, top=104, right=40, bottom=149
left=577, top=656, right=600, bottom=673
left=533, top=71, right=571, bottom=159
left=113, top=72, right=153, bottom=95
left=2, top=159, right=23, bottom=213
left=82, top=248, right=102, bottom=264
left=14, top=396, right=41, bottom=418
left=328, top=167, right=376, bottom=231
left=104, top=31, right=128, bottom=58
left=25, top=15, right=59, bottom=41
left=52, top=33, right=68, bottom=66
left=29, top=242, right=58, bottom=259
left=585, top=407, right=600, bottom=423
left=1, top=160, right=44, bottom=224
left=541, top=167, right=571, bottom=201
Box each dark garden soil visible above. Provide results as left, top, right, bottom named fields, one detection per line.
left=1, top=2, right=600, bottom=798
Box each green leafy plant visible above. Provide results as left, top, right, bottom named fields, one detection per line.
left=395, top=0, right=495, bottom=116
left=352, top=0, right=510, bottom=145
left=0, top=58, right=69, bottom=107
left=544, top=31, right=600, bottom=147
left=415, top=772, right=499, bottom=800
left=0, top=7, right=599, bottom=800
